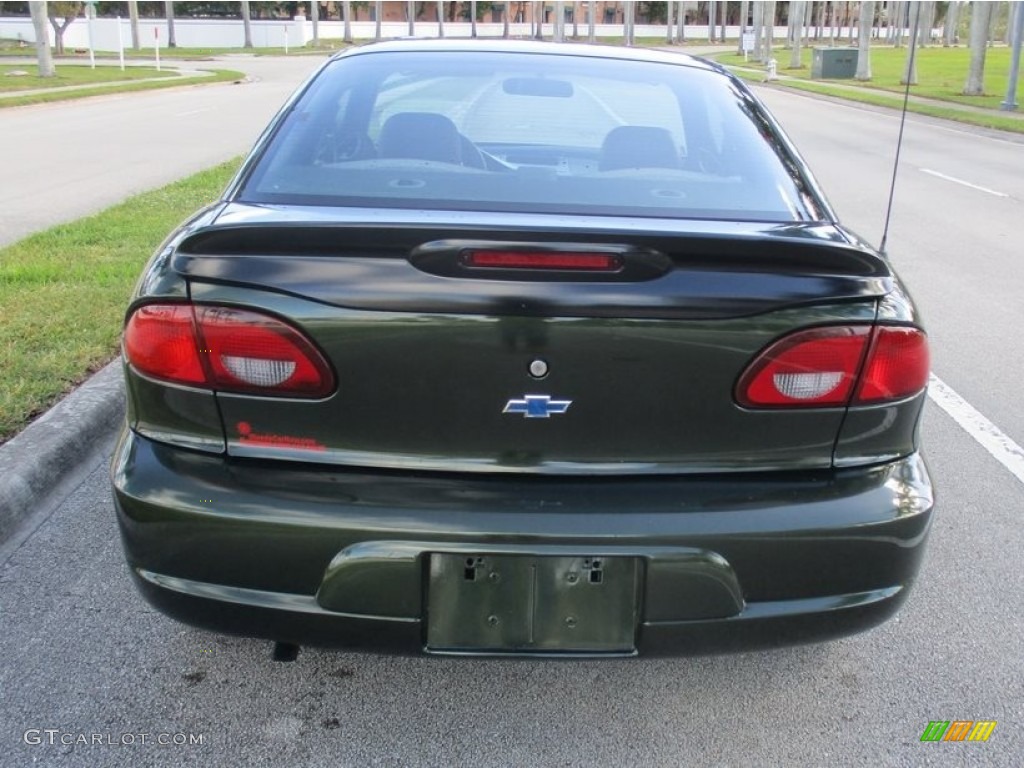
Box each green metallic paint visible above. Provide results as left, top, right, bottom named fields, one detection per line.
left=183, top=282, right=879, bottom=474
left=113, top=429, right=931, bottom=607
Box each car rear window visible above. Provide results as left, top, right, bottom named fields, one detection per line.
left=239, top=49, right=825, bottom=222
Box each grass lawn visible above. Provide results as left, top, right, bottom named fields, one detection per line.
left=0, top=63, right=176, bottom=91
left=715, top=45, right=1024, bottom=110
left=737, top=69, right=1024, bottom=133
left=0, top=159, right=241, bottom=442
left=0, top=68, right=245, bottom=108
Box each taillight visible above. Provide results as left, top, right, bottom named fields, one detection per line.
left=737, top=325, right=928, bottom=408
left=123, top=304, right=206, bottom=385
left=855, top=326, right=930, bottom=403
left=123, top=303, right=335, bottom=398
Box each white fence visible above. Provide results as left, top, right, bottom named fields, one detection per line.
left=1, top=15, right=796, bottom=53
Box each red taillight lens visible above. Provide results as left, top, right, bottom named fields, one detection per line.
left=123, top=303, right=335, bottom=398
left=123, top=304, right=206, bottom=385
left=737, top=327, right=870, bottom=407
left=856, top=326, right=930, bottom=403
left=463, top=250, right=622, bottom=271
left=737, top=325, right=929, bottom=408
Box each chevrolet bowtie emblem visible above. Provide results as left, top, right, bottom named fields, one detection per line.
left=503, top=395, right=572, bottom=419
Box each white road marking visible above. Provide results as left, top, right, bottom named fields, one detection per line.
left=176, top=108, right=211, bottom=117
left=928, top=374, right=1024, bottom=485
left=919, top=168, right=1010, bottom=198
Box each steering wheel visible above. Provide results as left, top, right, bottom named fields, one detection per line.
left=314, top=131, right=375, bottom=164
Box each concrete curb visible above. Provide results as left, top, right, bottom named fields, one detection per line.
left=0, top=360, right=124, bottom=546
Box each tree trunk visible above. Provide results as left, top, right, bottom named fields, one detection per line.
left=128, top=0, right=140, bottom=50
left=47, top=7, right=78, bottom=56
left=963, top=0, right=994, bottom=94
left=471, top=0, right=478, bottom=38
left=753, top=0, right=763, bottom=59
left=737, top=0, right=749, bottom=52
left=678, top=0, right=686, bottom=43
left=589, top=0, right=596, bottom=42
left=943, top=1, right=958, bottom=47
left=788, top=1, right=802, bottom=68
left=343, top=1, right=353, bottom=41
left=436, top=0, right=444, bottom=37
left=667, top=0, right=675, bottom=44
left=765, top=1, right=776, bottom=61
left=31, top=0, right=54, bottom=77
left=856, top=0, right=873, bottom=80
left=504, top=1, right=511, bottom=38
left=708, top=0, right=716, bottom=42
left=407, top=0, right=415, bottom=36
left=901, top=0, right=921, bottom=84
left=240, top=0, right=253, bottom=48
left=918, top=1, right=934, bottom=47
left=166, top=0, right=177, bottom=48
left=375, top=0, right=382, bottom=40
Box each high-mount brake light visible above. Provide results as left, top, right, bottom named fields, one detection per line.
left=123, top=303, right=335, bottom=398
left=737, top=325, right=928, bottom=408
left=463, top=250, right=623, bottom=271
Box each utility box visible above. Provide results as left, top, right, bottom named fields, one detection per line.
left=812, top=47, right=859, bottom=79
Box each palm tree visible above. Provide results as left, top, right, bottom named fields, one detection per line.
left=901, top=1, right=921, bottom=85
left=943, top=1, right=960, bottom=47
left=128, top=0, right=140, bottom=50
left=437, top=0, right=445, bottom=37
left=241, top=0, right=253, bottom=49
left=855, top=1, right=873, bottom=80
left=343, top=1, right=352, bottom=43
left=30, top=0, right=54, bottom=77
left=375, top=0, right=382, bottom=41
left=166, top=0, right=177, bottom=48
left=471, top=0, right=478, bottom=38
left=789, top=1, right=804, bottom=69
left=589, top=0, right=596, bottom=43
left=963, top=0, right=995, bottom=95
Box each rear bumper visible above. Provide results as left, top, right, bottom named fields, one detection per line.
left=111, top=429, right=934, bottom=656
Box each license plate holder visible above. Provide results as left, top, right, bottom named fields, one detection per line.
left=426, top=554, right=639, bottom=654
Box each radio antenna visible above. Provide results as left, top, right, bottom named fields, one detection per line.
left=879, top=6, right=921, bottom=256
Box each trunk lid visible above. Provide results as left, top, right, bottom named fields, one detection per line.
left=176, top=205, right=890, bottom=474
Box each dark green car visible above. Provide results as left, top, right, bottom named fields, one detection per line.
left=111, top=40, right=933, bottom=658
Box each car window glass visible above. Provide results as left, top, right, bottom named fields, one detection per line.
left=242, top=51, right=823, bottom=223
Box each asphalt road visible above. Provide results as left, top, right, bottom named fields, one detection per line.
left=0, top=55, right=324, bottom=247
left=2, top=61, right=1023, bottom=767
